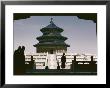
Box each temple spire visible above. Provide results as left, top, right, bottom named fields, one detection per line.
left=50, top=18, right=53, bottom=24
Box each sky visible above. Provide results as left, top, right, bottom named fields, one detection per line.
left=14, top=16, right=97, bottom=55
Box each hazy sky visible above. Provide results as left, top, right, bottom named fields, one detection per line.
left=14, top=16, right=97, bottom=55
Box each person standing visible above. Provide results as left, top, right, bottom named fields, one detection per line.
left=29, top=56, right=35, bottom=69
left=61, top=53, right=66, bottom=69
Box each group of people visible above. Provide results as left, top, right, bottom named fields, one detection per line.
left=14, top=46, right=25, bottom=74
left=14, top=46, right=35, bottom=75
left=14, top=46, right=67, bottom=75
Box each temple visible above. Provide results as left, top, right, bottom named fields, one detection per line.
left=34, top=18, right=70, bottom=54
left=25, top=18, right=97, bottom=70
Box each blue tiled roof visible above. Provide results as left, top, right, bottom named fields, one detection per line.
left=36, top=42, right=70, bottom=47
left=34, top=18, right=70, bottom=48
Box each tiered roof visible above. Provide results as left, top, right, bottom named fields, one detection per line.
left=34, top=18, right=70, bottom=47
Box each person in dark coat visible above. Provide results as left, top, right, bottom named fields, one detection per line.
left=61, top=53, right=66, bottom=69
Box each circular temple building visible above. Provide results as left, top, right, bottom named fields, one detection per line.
left=34, top=18, right=70, bottom=54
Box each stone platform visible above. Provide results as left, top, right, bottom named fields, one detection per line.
left=25, top=69, right=97, bottom=75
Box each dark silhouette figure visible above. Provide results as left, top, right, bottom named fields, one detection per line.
left=90, top=56, right=94, bottom=63
left=61, top=53, right=66, bottom=69
left=57, top=60, right=60, bottom=70
left=45, top=59, right=48, bottom=69
left=90, top=56, right=97, bottom=72
left=14, top=46, right=25, bottom=75
left=29, top=56, right=35, bottom=69
left=50, top=50, right=53, bottom=54
left=71, top=55, right=77, bottom=71
left=45, top=66, right=48, bottom=70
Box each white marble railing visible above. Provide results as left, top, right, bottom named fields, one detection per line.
left=25, top=53, right=97, bottom=69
